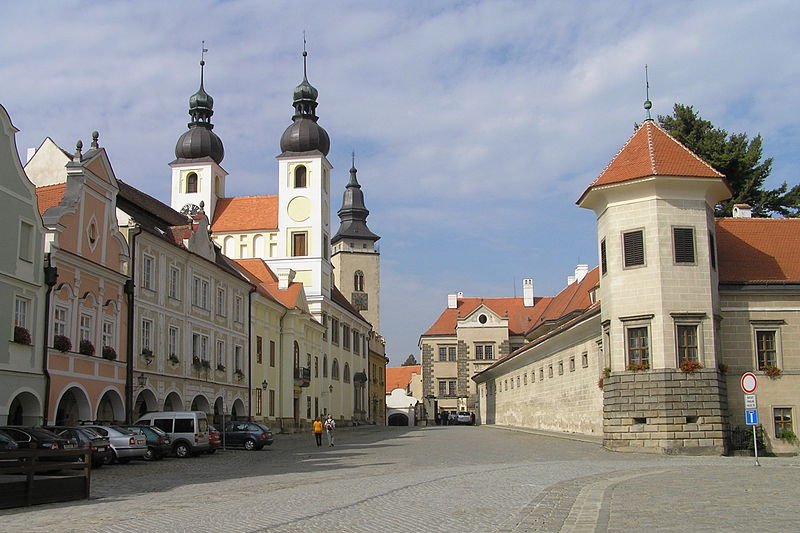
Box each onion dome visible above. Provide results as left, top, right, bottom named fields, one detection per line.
left=332, top=154, right=380, bottom=244
left=279, top=48, right=330, bottom=156
left=174, top=51, right=224, bottom=164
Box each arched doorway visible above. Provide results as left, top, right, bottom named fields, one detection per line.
left=134, top=389, right=158, bottom=419
left=7, top=391, right=42, bottom=425
left=164, top=391, right=183, bottom=411
left=97, top=389, right=125, bottom=423
left=191, top=394, right=210, bottom=414
left=213, top=397, right=224, bottom=426
left=231, top=398, right=245, bottom=421
left=388, top=413, right=409, bottom=426
left=55, top=387, right=91, bottom=425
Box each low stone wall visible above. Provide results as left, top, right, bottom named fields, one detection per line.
left=603, top=368, right=728, bottom=455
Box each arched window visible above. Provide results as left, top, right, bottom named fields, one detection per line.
left=293, top=341, right=300, bottom=369
left=294, top=166, right=307, bottom=188
left=354, top=270, right=364, bottom=292
left=343, top=363, right=351, bottom=383
left=332, top=359, right=340, bottom=380
left=186, top=172, right=198, bottom=193
left=323, top=354, right=328, bottom=378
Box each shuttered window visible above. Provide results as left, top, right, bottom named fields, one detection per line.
left=623, top=230, right=645, bottom=268
left=709, top=232, right=717, bottom=270
left=600, top=238, right=607, bottom=275
left=673, top=227, right=695, bottom=264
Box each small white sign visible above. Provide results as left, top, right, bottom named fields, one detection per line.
left=744, top=394, right=757, bottom=410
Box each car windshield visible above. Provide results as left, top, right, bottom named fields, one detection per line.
left=80, top=427, right=102, bottom=438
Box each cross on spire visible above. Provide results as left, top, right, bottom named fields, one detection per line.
left=644, top=64, right=653, bottom=121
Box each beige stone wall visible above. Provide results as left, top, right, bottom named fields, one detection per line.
left=479, top=315, right=604, bottom=436
left=719, top=287, right=800, bottom=454
left=331, top=248, right=381, bottom=333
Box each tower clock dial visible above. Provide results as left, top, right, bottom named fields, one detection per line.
left=180, top=203, right=201, bottom=216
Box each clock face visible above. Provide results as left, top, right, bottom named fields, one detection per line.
left=180, top=203, right=201, bottom=216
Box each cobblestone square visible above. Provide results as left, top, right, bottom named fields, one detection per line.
left=1, top=426, right=797, bottom=533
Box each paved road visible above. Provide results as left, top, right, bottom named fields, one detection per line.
left=1, top=425, right=797, bottom=532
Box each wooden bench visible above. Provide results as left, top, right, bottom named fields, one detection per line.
left=0, top=448, right=91, bottom=508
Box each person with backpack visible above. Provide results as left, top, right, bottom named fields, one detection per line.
left=312, top=417, right=323, bottom=447
left=324, top=415, right=336, bottom=447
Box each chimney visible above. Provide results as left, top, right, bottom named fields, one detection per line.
left=447, top=293, right=458, bottom=309
left=277, top=268, right=296, bottom=290
left=523, top=278, right=534, bottom=307
left=733, top=204, right=752, bottom=218
left=574, top=264, right=589, bottom=283
left=26, top=147, right=36, bottom=163
left=567, top=275, right=576, bottom=285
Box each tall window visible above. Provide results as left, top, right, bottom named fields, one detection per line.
left=677, top=325, right=699, bottom=362
left=323, top=355, right=328, bottom=377
left=193, top=276, right=209, bottom=309
left=142, top=255, right=154, bottom=290
left=234, top=295, right=243, bottom=323
left=256, top=336, right=263, bottom=364
left=168, top=266, right=180, bottom=299
left=322, top=313, right=328, bottom=341
left=332, top=359, right=340, bottom=380
left=600, top=238, right=607, bottom=275
left=168, top=326, right=179, bottom=358
left=448, top=380, right=456, bottom=397
left=331, top=318, right=339, bottom=344
left=193, top=332, right=209, bottom=361
left=293, top=341, right=300, bottom=369
left=292, top=232, right=307, bottom=257
left=673, top=227, right=696, bottom=264
left=141, top=319, right=153, bottom=351
left=343, top=363, right=351, bottom=383
left=353, top=331, right=360, bottom=354
left=216, top=287, right=226, bottom=316
left=438, top=380, right=447, bottom=397
left=354, top=270, right=365, bottom=292
left=294, top=165, right=307, bottom=188
left=216, top=339, right=225, bottom=367
left=269, top=389, right=275, bottom=417
left=756, top=331, right=777, bottom=369
left=234, top=345, right=243, bottom=372
left=255, top=388, right=263, bottom=416
left=475, top=344, right=493, bottom=360
left=438, top=346, right=447, bottom=362
left=774, top=407, right=793, bottom=438
left=314, top=356, right=319, bottom=377
left=342, top=325, right=351, bottom=350
left=448, top=346, right=457, bottom=361
left=627, top=327, right=649, bottom=367
left=14, top=297, right=29, bottom=329
left=623, top=229, right=645, bottom=268
left=19, top=221, right=34, bottom=262
left=80, top=313, right=93, bottom=342
left=53, top=306, right=68, bottom=338
left=269, top=340, right=276, bottom=367
left=102, top=320, right=114, bottom=350
left=709, top=232, right=717, bottom=270
left=186, top=172, right=198, bottom=193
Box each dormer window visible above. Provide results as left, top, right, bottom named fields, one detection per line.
left=294, top=165, right=307, bottom=188
left=186, top=172, right=198, bottom=193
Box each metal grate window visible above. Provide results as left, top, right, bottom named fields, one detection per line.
left=673, top=227, right=696, bottom=264
left=623, top=230, right=645, bottom=267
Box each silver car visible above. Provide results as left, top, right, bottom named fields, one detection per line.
left=81, top=425, right=146, bottom=464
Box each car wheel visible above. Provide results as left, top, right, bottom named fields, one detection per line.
left=143, top=447, right=155, bottom=461
left=174, top=442, right=190, bottom=458
left=104, top=451, right=115, bottom=465
left=243, top=438, right=256, bottom=451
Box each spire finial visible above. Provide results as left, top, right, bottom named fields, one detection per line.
left=91, top=131, right=99, bottom=149
left=643, top=64, right=653, bottom=121
left=200, top=41, right=208, bottom=87
left=74, top=139, right=83, bottom=161
left=352, top=151, right=355, bottom=169
left=302, top=32, right=308, bottom=80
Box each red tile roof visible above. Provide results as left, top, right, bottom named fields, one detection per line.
left=423, top=296, right=551, bottom=337
left=385, top=365, right=421, bottom=394
left=578, top=120, right=726, bottom=204
left=35, top=183, right=67, bottom=214
left=233, top=258, right=303, bottom=309
left=716, top=218, right=800, bottom=284
left=524, top=267, right=599, bottom=335
left=212, top=196, right=278, bottom=232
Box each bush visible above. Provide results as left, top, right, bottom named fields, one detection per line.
left=777, top=428, right=798, bottom=444
left=102, top=346, right=117, bottom=360
left=597, top=376, right=604, bottom=389
left=13, top=326, right=32, bottom=345
left=79, top=339, right=95, bottom=356
left=169, top=354, right=179, bottom=364
left=53, top=335, right=72, bottom=353
left=679, top=359, right=704, bottom=373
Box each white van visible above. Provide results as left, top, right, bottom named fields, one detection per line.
left=135, top=411, right=210, bottom=457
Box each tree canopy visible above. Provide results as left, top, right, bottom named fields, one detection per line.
left=657, top=104, right=800, bottom=217
left=401, top=354, right=418, bottom=366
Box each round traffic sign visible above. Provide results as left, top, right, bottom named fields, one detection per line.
left=740, top=372, right=758, bottom=394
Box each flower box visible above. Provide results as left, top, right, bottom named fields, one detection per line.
left=679, top=359, right=703, bottom=374
left=216, top=363, right=226, bottom=372
left=200, top=359, right=211, bottom=369
left=626, top=362, right=649, bottom=372
left=102, top=346, right=117, bottom=361
left=79, top=339, right=95, bottom=357
left=53, top=335, right=72, bottom=353
left=13, top=326, right=32, bottom=345
left=760, top=365, right=782, bottom=379
left=168, top=354, right=180, bottom=364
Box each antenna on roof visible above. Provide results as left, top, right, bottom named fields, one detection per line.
left=644, top=64, right=653, bottom=121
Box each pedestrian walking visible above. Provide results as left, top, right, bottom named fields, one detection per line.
left=324, top=415, right=336, bottom=447
left=313, top=417, right=323, bottom=447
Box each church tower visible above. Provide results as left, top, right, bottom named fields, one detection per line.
left=170, top=48, right=227, bottom=221
left=331, top=155, right=381, bottom=332
left=266, top=47, right=332, bottom=305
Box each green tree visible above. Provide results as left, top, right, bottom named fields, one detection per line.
left=401, top=354, right=418, bottom=366
left=657, top=104, right=800, bottom=217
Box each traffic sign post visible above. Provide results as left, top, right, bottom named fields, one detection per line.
left=741, top=373, right=760, bottom=466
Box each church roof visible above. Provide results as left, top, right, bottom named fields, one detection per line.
left=233, top=258, right=304, bottom=309
left=577, top=120, right=726, bottom=204
left=35, top=183, right=67, bottom=214
left=212, top=195, right=278, bottom=232
left=332, top=159, right=380, bottom=244
left=717, top=217, right=800, bottom=284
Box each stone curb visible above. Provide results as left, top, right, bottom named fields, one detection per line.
left=488, top=424, right=604, bottom=445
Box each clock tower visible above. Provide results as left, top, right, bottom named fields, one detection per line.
left=170, top=51, right=227, bottom=222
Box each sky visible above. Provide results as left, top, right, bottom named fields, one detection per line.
left=2, top=1, right=799, bottom=366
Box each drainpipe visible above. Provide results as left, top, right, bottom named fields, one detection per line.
left=124, top=224, right=142, bottom=423
left=42, top=254, right=58, bottom=424
left=247, top=287, right=255, bottom=421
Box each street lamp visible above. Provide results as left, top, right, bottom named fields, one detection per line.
left=329, top=384, right=333, bottom=393
left=135, top=372, right=147, bottom=389
left=261, top=380, right=268, bottom=390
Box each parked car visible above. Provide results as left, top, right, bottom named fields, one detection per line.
left=448, top=411, right=458, bottom=424
left=456, top=412, right=473, bottom=425
left=0, top=426, right=78, bottom=467
left=222, top=422, right=274, bottom=450
left=123, top=425, right=171, bottom=461
left=207, top=424, right=221, bottom=453
left=80, top=425, right=146, bottom=464
left=0, top=429, right=19, bottom=450
left=46, top=426, right=111, bottom=467
left=135, top=411, right=210, bottom=458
